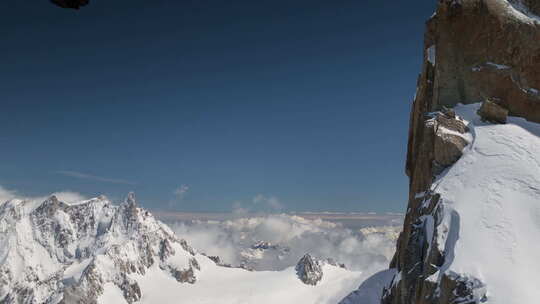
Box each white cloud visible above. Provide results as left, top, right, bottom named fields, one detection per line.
left=173, top=184, right=190, bottom=200
left=230, top=194, right=284, bottom=214
left=0, top=185, right=87, bottom=206
left=170, top=214, right=400, bottom=275
left=0, top=186, right=18, bottom=203
left=167, top=184, right=191, bottom=209
left=232, top=201, right=249, bottom=215
left=51, top=191, right=87, bottom=204
left=252, top=194, right=283, bottom=211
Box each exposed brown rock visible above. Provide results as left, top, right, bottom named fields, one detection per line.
left=433, top=113, right=469, bottom=171
left=434, top=130, right=468, bottom=168
left=428, top=0, right=540, bottom=122
left=477, top=100, right=509, bottom=123
left=435, top=112, right=468, bottom=134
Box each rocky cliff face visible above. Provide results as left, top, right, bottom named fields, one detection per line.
left=383, top=1, right=540, bottom=303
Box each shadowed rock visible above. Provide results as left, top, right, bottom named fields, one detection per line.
left=295, top=254, right=323, bottom=286
left=51, top=0, right=89, bottom=9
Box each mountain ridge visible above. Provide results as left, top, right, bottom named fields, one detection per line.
left=0, top=193, right=363, bottom=304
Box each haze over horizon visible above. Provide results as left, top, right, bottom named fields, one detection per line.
left=1, top=0, right=437, bottom=213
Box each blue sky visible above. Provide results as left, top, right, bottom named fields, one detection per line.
left=1, top=0, right=436, bottom=212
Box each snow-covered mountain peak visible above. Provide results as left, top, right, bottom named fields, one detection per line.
left=124, top=192, right=138, bottom=209
left=0, top=193, right=200, bottom=304
left=0, top=194, right=364, bottom=304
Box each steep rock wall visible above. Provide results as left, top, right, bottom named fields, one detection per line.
left=384, top=1, right=540, bottom=303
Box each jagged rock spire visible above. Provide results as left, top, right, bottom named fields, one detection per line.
left=295, top=254, right=323, bottom=286
left=125, top=192, right=137, bottom=207
left=34, top=195, right=68, bottom=217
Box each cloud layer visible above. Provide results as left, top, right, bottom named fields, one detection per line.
left=0, top=184, right=399, bottom=278
left=0, top=185, right=87, bottom=206
left=232, top=194, right=284, bottom=214
left=170, top=214, right=400, bottom=275
left=0, top=186, right=17, bottom=203
left=173, top=184, right=190, bottom=200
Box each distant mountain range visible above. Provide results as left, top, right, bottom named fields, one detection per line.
left=0, top=194, right=365, bottom=303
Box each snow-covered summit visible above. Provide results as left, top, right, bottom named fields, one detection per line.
left=0, top=193, right=199, bottom=304
left=0, top=193, right=364, bottom=304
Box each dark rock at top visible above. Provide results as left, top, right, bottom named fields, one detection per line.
left=33, top=195, right=69, bottom=217
left=207, top=255, right=222, bottom=265
left=50, top=0, right=89, bottom=9
left=251, top=241, right=279, bottom=250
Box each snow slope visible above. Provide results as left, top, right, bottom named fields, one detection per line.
left=99, top=256, right=363, bottom=304
left=430, top=103, right=540, bottom=303
left=342, top=102, right=540, bottom=304
left=338, top=269, right=395, bottom=304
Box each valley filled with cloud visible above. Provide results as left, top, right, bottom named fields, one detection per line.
left=168, top=213, right=401, bottom=275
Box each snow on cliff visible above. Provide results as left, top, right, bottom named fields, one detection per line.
left=343, top=102, right=540, bottom=303
left=428, top=103, right=540, bottom=303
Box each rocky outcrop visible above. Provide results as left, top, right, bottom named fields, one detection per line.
left=295, top=254, right=323, bottom=286
left=384, top=0, right=540, bottom=303
left=420, top=0, right=540, bottom=122
left=477, top=100, right=509, bottom=123
left=383, top=189, right=488, bottom=304
left=433, top=111, right=469, bottom=172
left=251, top=241, right=280, bottom=250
